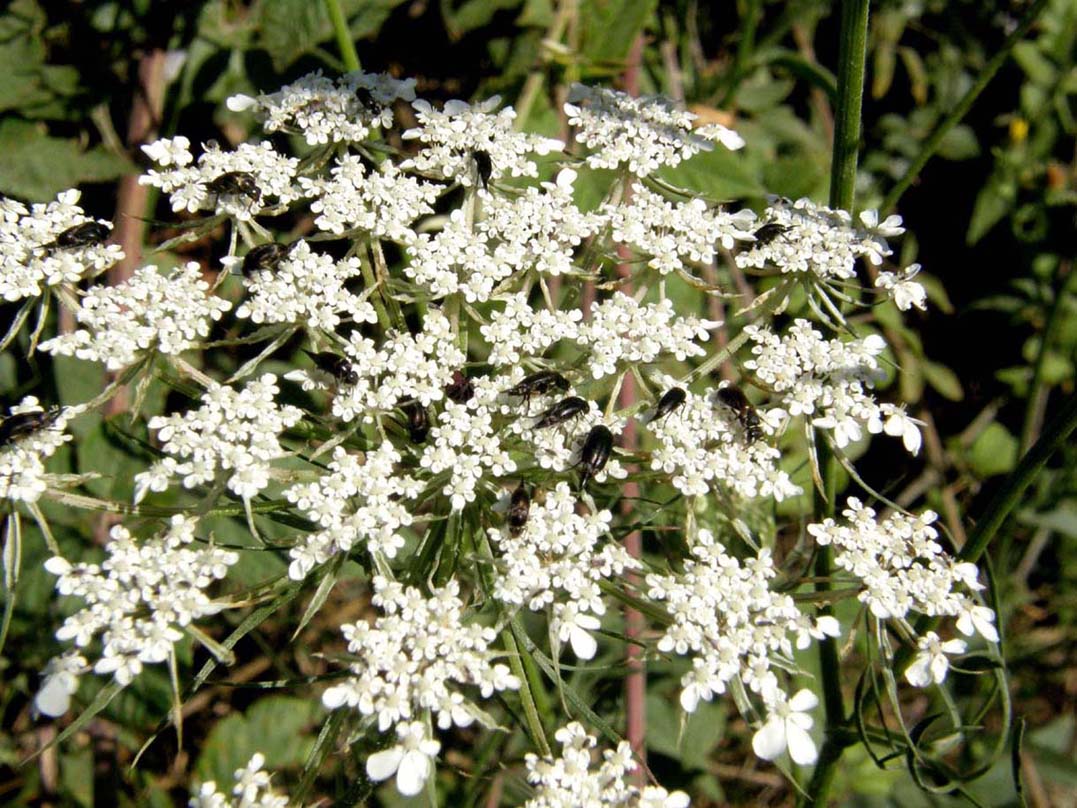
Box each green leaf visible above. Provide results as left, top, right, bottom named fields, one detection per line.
left=922, top=360, right=963, bottom=401
left=967, top=174, right=1016, bottom=245
left=257, top=0, right=332, bottom=72
left=966, top=422, right=1019, bottom=478
left=1012, top=40, right=1057, bottom=85
left=194, top=696, right=322, bottom=788
left=348, top=0, right=410, bottom=41
left=0, top=119, right=131, bottom=201
left=52, top=355, right=105, bottom=438
left=645, top=693, right=726, bottom=770
left=1018, top=503, right=1077, bottom=537
left=660, top=145, right=767, bottom=200
left=936, top=124, right=980, bottom=161
left=578, top=0, right=658, bottom=67
left=441, top=0, right=523, bottom=39
left=763, top=153, right=826, bottom=201
left=257, top=0, right=407, bottom=70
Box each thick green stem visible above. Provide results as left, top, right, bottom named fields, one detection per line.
left=323, top=0, right=360, bottom=72
left=804, top=2, right=870, bottom=804
left=880, top=0, right=1049, bottom=214
left=828, top=0, right=869, bottom=213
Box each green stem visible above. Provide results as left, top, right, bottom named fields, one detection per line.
left=474, top=530, right=551, bottom=756
left=880, top=0, right=1049, bottom=214
left=961, top=391, right=1077, bottom=567
left=828, top=0, right=869, bottom=213
left=804, top=2, right=870, bottom=804
left=1020, top=261, right=1072, bottom=455
left=323, top=0, right=360, bottom=72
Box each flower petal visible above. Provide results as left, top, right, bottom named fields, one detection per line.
left=365, top=747, right=403, bottom=782
left=752, top=717, right=786, bottom=761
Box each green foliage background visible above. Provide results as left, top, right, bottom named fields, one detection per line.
left=0, top=0, right=1074, bottom=805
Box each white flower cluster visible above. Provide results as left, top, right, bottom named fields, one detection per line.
left=807, top=498, right=999, bottom=648
left=420, top=397, right=516, bottom=510
left=234, top=240, right=378, bottom=331
left=523, top=722, right=689, bottom=808
left=647, top=530, right=840, bottom=716
left=39, top=262, right=231, bottom=371
left=301, top=157, right=441, bottom=241
left=489, top=482, right=636, bottom=660
left=565, top=83, right=744, bottom=176
left=189, top=753, right=290, bottom=808
left=41, top=515, right=237, bottom=696
left=580, top=296, right=718, bottom=379
left=481, top=293, right=583, bottom=366
left=136, top=374, right=302, bottom=501
left=646, top=384, right=799, bottom=500
left=744, top=319, right=923, bottom=453
left=606, top=184, right=756, bottom=274
left=0, top=397, right=73, bottom=503
left=402, top=96, right=563, bottom=186
left=735, top=199, right=905, bottom=282
left=283, top=444, right=420, bottom=579
left=326, top=310, right=465, bottom=421
left=226, top=69, right=416, bottom=145
left=503, top=390, right=628, bottom=485
left=404, top=208, right=508, bottom=301
left=140, top=138, right=300, bottom=220
left=477, top=168, right=603, bottom=277
left=0, top=189, right=122, bottom=302
left=322, top=576, right=520, bottom=796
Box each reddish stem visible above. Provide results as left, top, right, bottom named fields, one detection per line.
left=105, top=48, right=167, bottom=417
left=618, top=34, right=647, bottom=784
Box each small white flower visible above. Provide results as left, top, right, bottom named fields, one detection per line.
left=955, top=602, right=1000, bottom=643
left=365, top=722, right=441, bottom=796
left=875, top=264, right=928, bottom=311
left=752, top=689, right=819, bottom=766
left=905, top=632, right=967, bottom=687
left=34, top=652, right=87, bottom=717
left=868, top=403, right=924, bottom=455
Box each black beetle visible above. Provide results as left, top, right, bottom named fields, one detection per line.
left=445, top=370, right=475, bottom=404
left=0, top=410, right=60, bottom=447
left=577, top=425, right=613, bottom=489
left=652, top=387, right=687, bottom=422
left=205, top=171, right=262, bottom=205
left=304, top=350, right=358, bottom=386
left=402, top=401, right=430, bottom=444
left=43, top=221, right=111, bottom=252
left=241, top=243, right=291, bottom=277
left=505, top=371, right=570, bottom=413
left=508, top=482, right=530, bottom=537
left=716, top=384, right=763, bottom=443
left=534, top=396, right=588, bottom=429
left=752, top=222, right=792, bottom=246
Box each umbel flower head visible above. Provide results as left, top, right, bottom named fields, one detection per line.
left=0, top=397, right=75, bottom=504
left=41, top=515, right=238, bottom=696
left=17, top=63, right=987, bottom=805
left=524, top=722, right=689, bottom=807
left=39, top=262, right=231, bottom=371
left=0, top=188, right=122, bottom=302
left=322, top=576, right=520, bottom=795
